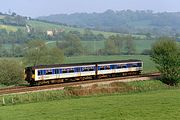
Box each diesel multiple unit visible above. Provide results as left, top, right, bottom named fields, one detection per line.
left=25, top=59, right=143, bottom=85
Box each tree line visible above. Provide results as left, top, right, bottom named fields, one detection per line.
left=0, top=28, right=137, bottom=59
left=38, top=10, right=180, bottom=36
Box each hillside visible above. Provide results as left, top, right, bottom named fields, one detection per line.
left=38, top=10, right=180, bottom=36
left=0, top=13, right=118, bottom=38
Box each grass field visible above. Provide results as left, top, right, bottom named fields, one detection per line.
left=0, top=88, right=180, bottom=120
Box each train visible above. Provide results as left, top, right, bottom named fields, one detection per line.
left=25, top=59, right=143, bottom=86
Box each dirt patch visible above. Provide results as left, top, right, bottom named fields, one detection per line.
left=64, top=82, right=134, bottom=96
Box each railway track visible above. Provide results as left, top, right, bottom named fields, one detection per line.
left=0, top=72, right=160, bottom=95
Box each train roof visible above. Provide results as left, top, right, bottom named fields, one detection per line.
left=27, top=59, right=142, bottom=69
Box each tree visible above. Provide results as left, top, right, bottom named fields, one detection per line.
left=24, top=40, right=64, bottom=66
left=0, top=59, right=24, bottom=85
left=124, top=35, right=136, bottom=55
left=104, top=36, right=118, bottom=55
left=103, top=35, right=124, bottom=55
left=58, top=33, right=84, bottom=56
left=39, top=47, right=64, bottom=65
left=151, top=37, right=180, bottom=85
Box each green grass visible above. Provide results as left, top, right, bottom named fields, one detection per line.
left=1, top=88, right=180, bottom=120
left=65, top=55, right=157, bottom=73
left=134, top=39, right=155, bottom=53
left=0, top=80, right=168, bottom=106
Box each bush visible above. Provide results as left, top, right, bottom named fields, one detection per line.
left=151, top=37, right=180, bottom=85
left=0, top=59, right=24, bottom=85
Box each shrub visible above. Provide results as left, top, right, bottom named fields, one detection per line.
left=151, top=37, right=180, bottom=85
left=0, top=59, right=24, bottom=85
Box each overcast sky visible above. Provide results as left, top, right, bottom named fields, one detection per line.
left=0, top=0, right=179, bottom=17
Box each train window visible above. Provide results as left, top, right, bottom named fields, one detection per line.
left=54, top=69, right=60, bottom=74
left=46, top=70, right=52, bottom=75
left=99, top=66, right=105, bottom=70
left=62, top=69, right=68, bottom=73
left=105, top=66, right=110, bottom=70
left=75, top=67, right=81, bottom=72
left=69, top=68, right=75, bottom=73
left=132, top=64, right=138, bottom=67
left=127, top=64, right=132, bottom=68
left=81, top=67, right=94, bottom=72
left=122, top=65, right=127, bottom=68
left=82, top=67, right=89, bottom=72
left=38, top=70, right=44, bottom=76
left=137, top=63, right=142, bottom=67
left=111, top=65, right=116, bottom=69
left=117, top=65, right=122, bottom=69
left=38, top=70, right=42, bottom=76
left=89, top=67, right=95, bottom=71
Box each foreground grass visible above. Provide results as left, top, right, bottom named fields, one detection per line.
left=0, top=88, right=180, bottom=120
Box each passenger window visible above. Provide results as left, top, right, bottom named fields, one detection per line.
left=46, top=70, right=52, bottom=75
left=105, top=66, right=110, bottom=70
left=62, top=69, right=68, bottom=73
left=138, top=63, right=142, bottom=67
left=75, top=68, right=81, bottom=72
left=100, top=66, right=105, bottom=70
left=55, top=69, right=59, bottom=74
left=132, top=64, right=137, bottom=67
left=89, top=67, right=94, bottom=71
left=122, top=65, right=127, bottom=68
left=82, top=67, right=89, bottom=72
left=69, top=68, right=75, bottom=73
left=38, top=70, right=41, bottom=75
left=117, top=65, right=122, bottom=69
left=111, top=65, right=116, bottom=69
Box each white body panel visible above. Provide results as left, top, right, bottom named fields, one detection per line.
left=97, top=67, right=142, bottom=75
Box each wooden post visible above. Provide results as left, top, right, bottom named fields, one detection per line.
left=2, top=97, right=5, bottom=105
left=11, top=97, right=14, bottom=104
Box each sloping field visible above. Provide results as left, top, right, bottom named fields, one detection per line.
left=0, top=25, right=17, bottom=32
left=27, top=20, right=117, bottom=37
left=0, top=89, right=180, bottom=120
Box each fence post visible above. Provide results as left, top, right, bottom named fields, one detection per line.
left=2, top=97, right=5, bottom=105
left=11, top=97, right=14, bottom=104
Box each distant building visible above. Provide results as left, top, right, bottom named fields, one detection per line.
left=47, top=30, right=54, bottom=36
left=26, top=24, right=31, bottom=33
